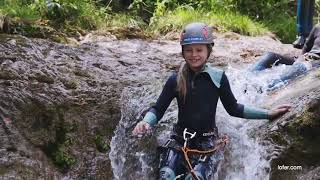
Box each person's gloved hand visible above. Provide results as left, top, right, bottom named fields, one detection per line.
left=132, top=121, right=151, bottom=135
left=268, top=104, right=291, bottom=120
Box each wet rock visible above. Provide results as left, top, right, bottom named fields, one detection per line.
left=270, top=125, right=279, bottom=132
left=0, top=31, right=306, bottom=179
left=298, top=167, right=320, bottom=180
left=257, top=70, right=320, bottom=180
left=0, top=69, right=20, bottom=80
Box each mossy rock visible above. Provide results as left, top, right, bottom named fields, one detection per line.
left=62, top=79, right=78, bottom=89
left=34, top=72, right=55, bottom=84
left=53, top=149, right=76, bottom=170
left=270, top=97, right=320, bottom=179
left=0, top=163, right=40, bottom=178
left=269, top=132, right=289, bottom=146
left=74, top=68, right=91, bottom=78
left=94, top=134, right=110, bottom=153
left=0, top=69, right=20, bottom=80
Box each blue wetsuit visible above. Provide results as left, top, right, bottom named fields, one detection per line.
left=142, top=64, right=268, bottom=179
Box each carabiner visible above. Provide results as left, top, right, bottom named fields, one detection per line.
left=183, top=128, right=196, bottom=148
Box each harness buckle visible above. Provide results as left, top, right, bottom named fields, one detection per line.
left=183, top=128, right=196, bottom=140
left=183, top=128, right=196, bottom=148
left=199, top=155, right=207, bottom=162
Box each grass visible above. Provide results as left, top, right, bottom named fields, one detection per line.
left=122, top=7, right=269, bottom=38
left=104, top=7, right=296, bottom=43
left=262, top=14, right=296, bottom=43
left=105, top=13, right=147, bottom=29
left=0, top=0, right=43, bottom=21
left=0, top=0, right=105, bottom=37
left=0, top=0, right=297, bottom=43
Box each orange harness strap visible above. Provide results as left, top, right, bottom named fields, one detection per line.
left=181, top=135, right=229, bottom=180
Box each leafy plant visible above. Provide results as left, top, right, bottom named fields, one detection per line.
left=94, top=134, right=110, bottom=153
left=54, top=149, right=76, bottom=169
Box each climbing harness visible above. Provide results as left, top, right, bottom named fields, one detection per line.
left=181, top=128, right=228, bottom=180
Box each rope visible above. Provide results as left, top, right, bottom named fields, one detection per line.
left=181, top=135, right=229, bottom=180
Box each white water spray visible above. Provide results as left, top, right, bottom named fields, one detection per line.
left=110, top=63, right=292, bottom=180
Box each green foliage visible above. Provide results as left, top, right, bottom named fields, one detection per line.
left=150, top=7, right=268, bottom=37
left=0, top=0, right=45, bottom=20
left=53, top=149, right=76, bottom=169
left=129, top=0, right=296, bottom=42
left=129, top=0, right=156, bottom=22
left=0, top=0, right=301, bottom=42
left=94, top=134, right=110, bottom=153
left=0, top=0, right=107, bottom=35
left=41, top=112, right=77, bottom=170
left=44, top=0, right=106, bottom=30
left=263, top=14, right=296, bottom=43
left=219, top=0, right=294, bottom=20
left=106, top=13, right=146, bottom=28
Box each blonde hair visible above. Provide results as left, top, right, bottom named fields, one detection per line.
left=176, top=62, right=189, bottom=103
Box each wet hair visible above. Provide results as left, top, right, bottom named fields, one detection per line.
left=177, top=44, right=213, bottom=103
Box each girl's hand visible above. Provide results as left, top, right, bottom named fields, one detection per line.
left=132, top=121, right=151, bottom=136
left=268, top=104, right=291, bottom=120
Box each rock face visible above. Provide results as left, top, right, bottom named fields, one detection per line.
left=2, top=31, right=318, bottom=179
left=256, top=70, right=320, bottom=180
left=0, top=34, right=181, bottom=179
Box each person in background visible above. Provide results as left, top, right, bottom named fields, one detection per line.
left=292, top=0, right=315, bottom=49
left=133, top=22, right=291, bottom=180
left=251, top=24, right=320, bottom=91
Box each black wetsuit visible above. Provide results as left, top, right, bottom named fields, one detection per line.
left=150, top=70, right=244, bottom=132
left=143, top=65, right=268, bottom=180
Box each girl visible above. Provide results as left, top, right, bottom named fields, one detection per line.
left=133, top=22, right=291, bottom=180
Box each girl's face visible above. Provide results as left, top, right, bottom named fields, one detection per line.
left=183, top=44, right=208, bottom=72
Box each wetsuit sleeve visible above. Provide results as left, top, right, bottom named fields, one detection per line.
left=219, top=73, right=269, bottom=119
left=218, top=72, right=245, bottom=118
left=142, top=74, right=176, bottom=125
left=302, top=26, right=317, bottom=54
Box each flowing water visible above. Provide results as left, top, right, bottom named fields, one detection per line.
left=109, top=61, right=292, bottom=179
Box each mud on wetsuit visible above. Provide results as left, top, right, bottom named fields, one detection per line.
left=143, top=64, right=268, bottom=179
left=251, top=25, right=320, bottom=90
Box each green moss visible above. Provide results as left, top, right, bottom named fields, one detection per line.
left=34, top=72, right=55, bottom=84
left=269, top=132, right=288, bottom=146
left=94, top=134, right=110, bottom=153
left=74, top=68, right=91, bottom=78
left=53, top=149, right=76, bottom=170
left=295, top=111, right=320, bottom=128
left=20, top=102, right=77, bottom=171
left=0, top=69, right=19, bottom=80
left=63, top=79, right=78, bottom=89
left=42, top=123, right=77, bottom=171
